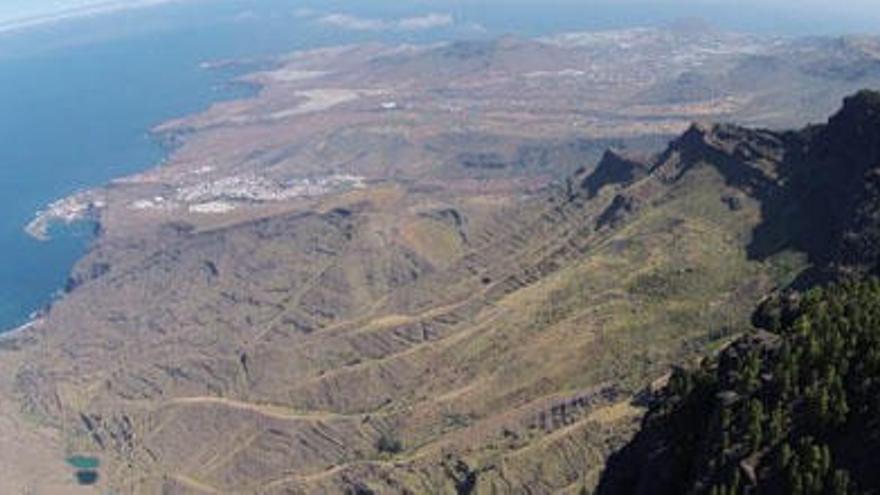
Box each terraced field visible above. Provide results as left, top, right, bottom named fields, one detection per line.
left=4, top=26, right=878, bottom=494
left=0, top=119, right=810, bottom=493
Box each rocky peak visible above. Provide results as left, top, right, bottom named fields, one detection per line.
left=820, top=89, right=880, bottom=167
left=648, top=122, right=721, bottom=182
left=802, top=90, right=880, bottom=274
left=580, top=148, right=650, bottom=198
left=648, top=122, right=785, bottom=189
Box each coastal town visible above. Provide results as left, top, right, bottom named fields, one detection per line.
left=26, top=173, right=366, bottom=240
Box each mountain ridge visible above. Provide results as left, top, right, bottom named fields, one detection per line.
left=3, top=26, right=880, bottom=491
left=595, top=89, right=880, bottom=495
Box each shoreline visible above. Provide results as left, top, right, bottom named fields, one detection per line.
left=0, top=315, right=46, bottom=340
left=25, top=190, right=106, bottom=241
left=21, top=42, right=322, bottom=244
left=6, top=49, right=278, bottom=338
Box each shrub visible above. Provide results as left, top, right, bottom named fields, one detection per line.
left=376, top=432, right=403, bottom=454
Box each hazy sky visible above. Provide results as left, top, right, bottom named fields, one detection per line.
left=0, top=0, right=126, bottom=20
left=1, top=0, right=878, bottom=35
left=0, top=0, right=181, bottom=28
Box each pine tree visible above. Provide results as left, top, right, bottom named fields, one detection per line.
left=779, top=442, right=793, bottom=470
left=769, top=405, right=786, bottom=444
left=747, top=399, right=764, bottom=452
left=832, top=469, right=851, bottom=495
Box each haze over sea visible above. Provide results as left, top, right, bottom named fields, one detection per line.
left=0, top=0, right=876, bottom=332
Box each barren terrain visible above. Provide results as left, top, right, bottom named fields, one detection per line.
left=3, top=26, right=880, bottom=493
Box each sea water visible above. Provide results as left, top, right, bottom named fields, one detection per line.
left=0, top=0, right=486, bottom=331
left=0, top=0, right=871, bottom=331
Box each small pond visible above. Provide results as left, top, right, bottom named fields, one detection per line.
left=66, top=455, right=100, bottom=485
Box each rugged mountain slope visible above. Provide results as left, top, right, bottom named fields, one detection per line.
left=596, top=91, right=880, bottom=495
left=793, top=90, right=880, bottom=277
left=596, top=282, right=880, bottom=495
left=737, top=90, right=880, bottom=283
left=6, top=30, right=880, bottom=492
left=0, top=91, right=823, bottom=493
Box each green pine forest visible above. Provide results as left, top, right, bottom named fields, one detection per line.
left=653, top=281, right=880, bottom=494
left=597, top=90, right=880, bottom=495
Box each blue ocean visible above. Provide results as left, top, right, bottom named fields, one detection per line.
left=0, top=0, right=489, bottom=330
left=0, top=0, right=872, bottom=331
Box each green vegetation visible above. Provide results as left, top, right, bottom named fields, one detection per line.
left=376, top=432, right=403, bottom=454
left=604, top=280, right=880, bottom=494
left=628, top=266, right=709, bottom=300
left=596, top=90, right=880, bottom=495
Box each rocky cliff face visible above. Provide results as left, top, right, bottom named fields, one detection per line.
left=580, top=149, right=650, bottom=199
left=636, top=89, right=880, bottom=284
left=597, top=280, right=880, bottom=495
left=596, top=90, right=880, bottom=495
left=801, top=90, right=880, bottom=275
